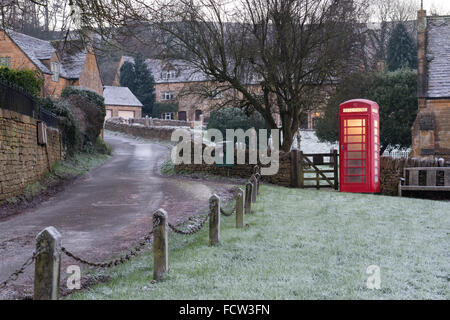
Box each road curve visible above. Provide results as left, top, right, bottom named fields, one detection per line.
left=0, top=131, right=235, bottom=299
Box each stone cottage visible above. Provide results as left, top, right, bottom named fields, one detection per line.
left=412, top=10, right=450, bottom=160
left=103, top=86, right=143, bottom=120
left=0, top=29, right=103, bottom=98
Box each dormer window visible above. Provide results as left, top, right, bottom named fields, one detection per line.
left=51, top=62, right=60, bottom=82
left=162, top=70, right=176, bottom=80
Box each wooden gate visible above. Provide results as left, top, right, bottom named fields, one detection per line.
left=291, top=150, right=339, bottom=190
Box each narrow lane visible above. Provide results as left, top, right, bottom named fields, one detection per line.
left=0, top=131, right=235, bottom=299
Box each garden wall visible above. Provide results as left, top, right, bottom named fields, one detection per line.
left=0, top=108, right=62, bottom=203
left=131, top=118, right=191, bottom=127
left=380, top=156, right=450, bottom=196
left=174, top=145, right=292, bottom=187
left=105, top=120, right=179, bottom=141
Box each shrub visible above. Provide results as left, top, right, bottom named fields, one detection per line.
left=315, top=70, right=418, bottom=153
left=0, top=67, right=43, bottom=96
left=61, top=86, right=105, bottom=110
left=207, top=107, right=269, bottom=147
left=59, top=87, right=106, bottom=153
left=38, top=98, right=80, bottom=154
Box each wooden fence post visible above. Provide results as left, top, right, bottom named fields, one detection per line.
left=153, top=209, right=169, bottom=281
left=333, top=149, right=339, bottom=190
left=236, top=188, right=245, bottom=228
left=255, top=173, right=261, bottom=195
left=290, top=150, right=300, bottom=188
left=209, top=194, right=220, bottom=246
left=34, top=226, right=61, bottom=300
left=245, top=181, right=253, bottom=214
left=299, top=151, right=304, bottom=188
left=251, top=175, right=258, bottom=203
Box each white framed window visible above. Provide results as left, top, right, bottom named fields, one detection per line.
left=162, top=70, right=176, bottom=80
left=162, top=112, right=175, bottom=120
left=0, top=57, right=11, bottom=68
left=161, top=91, right=175, bottom=101
left=51, top=62, right=60, bottom=82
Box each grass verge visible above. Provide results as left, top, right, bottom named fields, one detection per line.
left=69, top=185, right=449, bottom=300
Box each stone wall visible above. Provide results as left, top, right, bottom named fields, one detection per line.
left=0, top=109, right=62, bottom=203
left=380, top=156, right=450, bottom=196
left=380, top=157, right=407, bottom=196
left=175, top=146, right=292, bottom=187
left=105, top=120, right=178, bottom=141
left=76, top=49, right=104, bottom=96
left=412, top=99, right=450, bottom=161
left=132, top=118, right=191, bottom=127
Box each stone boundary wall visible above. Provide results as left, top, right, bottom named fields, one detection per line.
left=380, top=156, right=450, bottom=196
left=105, top=120, right=179, bottom=141
left=0, top=108, right=62, bottom=203
left=174, top=145, right=292, bottom=187
left=131, top=118, right=191, bottom=128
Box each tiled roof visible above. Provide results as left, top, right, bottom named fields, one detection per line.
left=5, top=30, right=88, bottom=80
left=123, top=56, right=208, bottom=83
left=51, top=40, right=87, bottom=79
left=122, top=56, right=263, bottom=85
left=7, top=30, right=54, bottom=74
left=426, top=16, right=450, bottom=98
left=103, top=86, right=143, bottom=107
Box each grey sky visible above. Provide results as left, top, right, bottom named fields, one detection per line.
left=423, top=0, right=450, bottom=14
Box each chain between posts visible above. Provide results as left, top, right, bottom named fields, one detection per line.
left=61, top=230, right=154, bottom=269
left=2, top=168, right=262, bottom=291
left=168, top=215, right=209, bottom=235
left=0, top=248, right=43, bottom=292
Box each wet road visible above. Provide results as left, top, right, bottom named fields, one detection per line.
left=0, top=131, right=235, bottom=299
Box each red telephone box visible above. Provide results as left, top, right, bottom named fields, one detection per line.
left=339, top=99, right=380, bottom=193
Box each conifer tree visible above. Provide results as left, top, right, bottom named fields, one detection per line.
left=387, top=23, right=417, bottom=71
left=120, top=53, right=155, bottom=116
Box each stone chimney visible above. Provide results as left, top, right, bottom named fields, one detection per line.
left=417, top=8, right=427, bottom=106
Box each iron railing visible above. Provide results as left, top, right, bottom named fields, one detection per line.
left=38, top=107, right=58, bottom=128
left=0, top=79, right=37, bottom=118
left=0, top=80, right=59, bottom=128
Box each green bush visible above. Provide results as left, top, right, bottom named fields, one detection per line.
left=152, top=102, right=178, bottom=118
left=60, top=86, right=106, bottom=150
left=43, top=87, right=108, bottom=155
left=61, top=86, right=105, bottom=111
left=0, top=67, right=43, bottom=96
left=207, top=107, right=269, bottom=147
left=315, top=70, right=418, bottom=153
left=38, top=98, right=80, bottom=154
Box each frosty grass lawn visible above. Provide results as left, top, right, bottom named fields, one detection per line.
left=70, top=184, right=449, bottom=300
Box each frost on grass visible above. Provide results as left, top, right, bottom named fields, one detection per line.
left=69, top=186, right=450, bottom=300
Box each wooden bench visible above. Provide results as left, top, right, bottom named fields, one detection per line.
left=399, top=167, right=450, bottom=197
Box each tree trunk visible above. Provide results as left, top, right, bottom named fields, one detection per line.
left=281, top=125, right=294, bottom=152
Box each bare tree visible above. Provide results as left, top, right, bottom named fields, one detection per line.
left=366, top=0, right=418, bottom=66
left=72, top=0, right=367, bottom=151
left=0, top=0, right=73, bottom=39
